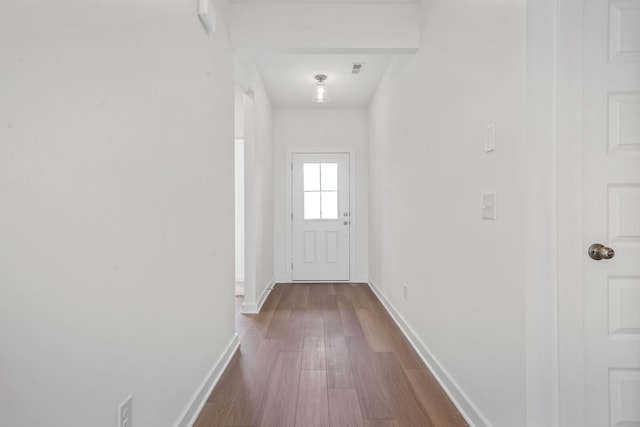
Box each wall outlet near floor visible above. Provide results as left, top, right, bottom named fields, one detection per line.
left=403, top=283, right=408, bottom=299
left=118, top=395, right=133, bottom=427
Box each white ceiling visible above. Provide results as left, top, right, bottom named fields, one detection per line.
left=251, top=53, right=392, bottom=108
left=233, top=0, right=417, bottom=3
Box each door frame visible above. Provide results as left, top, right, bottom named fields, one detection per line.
left=285, top=147, right=357, bottom=282
left=556, top=0, right=586, bottom=425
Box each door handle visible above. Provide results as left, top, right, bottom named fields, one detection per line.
left=588, top=243, right=615, bottom=260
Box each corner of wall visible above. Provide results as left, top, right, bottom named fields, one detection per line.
left=242, top=277, right=274, bottom=314
left=174, top=333, right=240, bottom=427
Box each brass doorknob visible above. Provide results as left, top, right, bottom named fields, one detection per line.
left=588, top=243, right=615, bottom=260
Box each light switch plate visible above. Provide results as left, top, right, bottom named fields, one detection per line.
left=485, top=124, right=495, bottom=153
left=481, top=192, right=497, bottom=220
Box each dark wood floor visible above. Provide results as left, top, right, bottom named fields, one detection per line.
left=194, top=283, right=468, bottom=427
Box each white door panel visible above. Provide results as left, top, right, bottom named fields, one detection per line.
left=291, top=153, right=350, bottom=281
left=583, top=0, right=640, bottom=425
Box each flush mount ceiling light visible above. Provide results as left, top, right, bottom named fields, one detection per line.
left=314, top=74, right=329, bottom=103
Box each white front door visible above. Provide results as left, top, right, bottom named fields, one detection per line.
left=582, top=0, right=640, bottom=425
left=291, top=153, right=350, bottom=281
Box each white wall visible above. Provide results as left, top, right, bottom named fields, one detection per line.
left=368, top=1, right=528, bottom=426
left=234, top=86, right=245, bottom=139
left=0, top=1, right=236, bottom=426
left=235, top=58, right=274, bottom=312
left=231, top=3, right=420, bottom=51
left=273, top=109, right=369, bottom=283
left=234, top=88, right=245, bottom=283
left=234, top=139, right=245, bottom=282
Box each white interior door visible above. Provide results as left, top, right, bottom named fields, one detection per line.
left=291, top=153, right=350, bottom=281
left=583, top=0, right=640, bottom=425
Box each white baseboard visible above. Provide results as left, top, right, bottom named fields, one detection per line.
left=242, top=277, right=274, bottom=314
left=367, top=280, right=492, bottom=427
left=174, top=333, right=240, bottom=427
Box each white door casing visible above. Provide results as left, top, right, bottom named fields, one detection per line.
left=291, top=152, right=350, bottom=281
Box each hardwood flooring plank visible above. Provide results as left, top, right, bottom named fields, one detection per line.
left=326, top=283, right=336, bottom=295
left=282, top=309, right=306, bottom=352
left=355, top=307, right=395, bottom=352
left=276, top=283, right=298, bottom=311
left=334, top=284, right=352, bottom=303
left=320, top=292, right=338, bottom=311
left=323, top=296, right=344, bottom=338
left=372, top=352, right=432, bottom=427
left=265, top=305, right=292, bottom=339
left=405, top=369, right=468, bottom=427
left=381, top=313, right=424, bottom=370
left=253, top=284, right=285, bottom=337
left=193, top=401, right=234, bottom=427
left=295, top=370, right=330, bottom=427
left=363, top=421, right=399, bottom=427
left=260, top=352, right=303, bottom=427
left=345, top=336, right=394, bottom=419
left=337, top=300, right=364, bottom=337
left=206, top=352, right=248, bottom=404
left=224, top=339, right=281, bottom=426
left=302, top=336, right=326, bottom=370
left=305, top=313, right=325, bottom=338
left=325, top=335, right=354, bottom=388
left=308, top=283, right=329, bottom=315
left=328, top=388, right=364, bottom=427
left=355, top=307, right=424, bottom=370
left=264, top=285, right=296, bottom=339
left=342, top=284, right=381, bottom=310
left=290, top=283, right=311, bottom=309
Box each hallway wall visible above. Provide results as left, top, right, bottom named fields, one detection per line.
left=273, top=109, right=369, bottom=282
left=235, top=58, right=274, bottom=311
left=368, top=1, right=527, bottom=426
left=0, top=1, right=237, bottom=426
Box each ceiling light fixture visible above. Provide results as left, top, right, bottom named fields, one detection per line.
left=314, top=74, right=329, bottom=103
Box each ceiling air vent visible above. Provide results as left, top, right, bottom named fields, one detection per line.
left=351, top=63, right=365, bottom=74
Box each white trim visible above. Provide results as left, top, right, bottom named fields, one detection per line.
left=242, top=277, right=274, bottom=314
left=285, top=147, right=357, bottom=282
left=235, top=275, right=244, bottom=282
left=524, top=1, right=560, bottom=425
left=555, top=0, right=585, bottom=425
left=173, top=333, right=240, bottom=427
left=367, top=280, right=491, bottom=427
